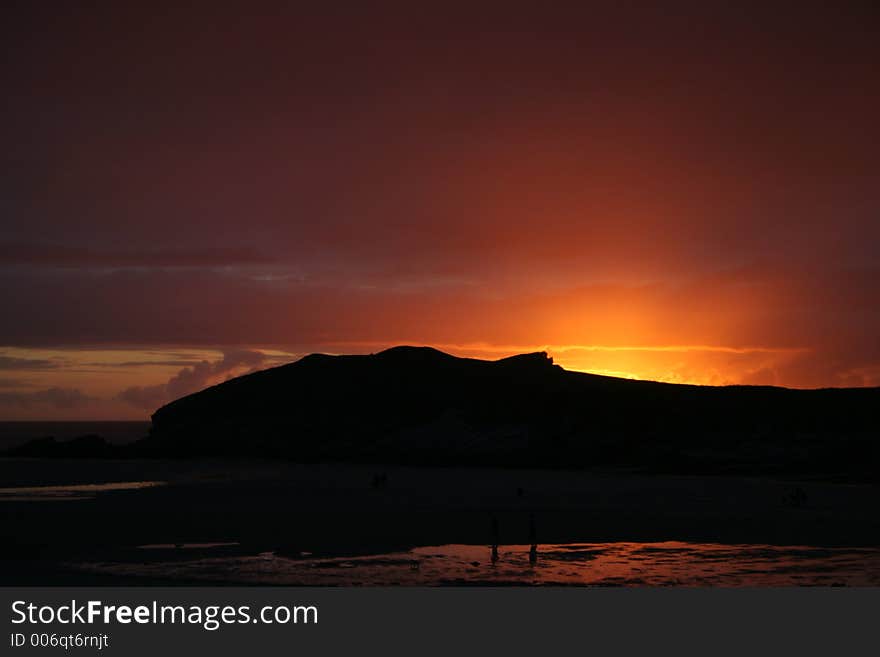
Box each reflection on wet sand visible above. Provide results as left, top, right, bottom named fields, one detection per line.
left=138, top=542, right=240, bottom=550
left=0, top=481, right=165, bottom=501
left=75, top=541, right=880, bottom=586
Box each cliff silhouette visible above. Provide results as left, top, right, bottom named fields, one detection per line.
left=132, top=346, right=878, bottom=478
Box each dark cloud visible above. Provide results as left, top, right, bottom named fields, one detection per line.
left=0, top=244, right=274, bottom=269
left=0, top=387, right=93, bottom=409
left=83, top=360, right=214, bottom=369
left=0, top=355, right=58, bottom=370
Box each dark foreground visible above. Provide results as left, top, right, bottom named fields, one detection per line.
left=1, top=457, right=879, bottom=585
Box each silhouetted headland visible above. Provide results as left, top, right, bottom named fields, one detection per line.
left=8, top=346, right=878, bottom=479
left=4, top=434, right=115, bottom=458
left=128, top=346, right=876, bottom=479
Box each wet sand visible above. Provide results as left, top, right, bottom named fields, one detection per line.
left=73, top=542, right=880, bottom=586
left=1, top=458, right=878, bottom=585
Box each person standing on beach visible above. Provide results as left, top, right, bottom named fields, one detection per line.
left=528, top=513, right=538, bottom=566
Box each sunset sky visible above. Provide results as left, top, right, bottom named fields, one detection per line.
left=2, top=2, right=878, bottom=419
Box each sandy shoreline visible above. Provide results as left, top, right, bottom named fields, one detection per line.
left=1, top=458, right=878, bottom=584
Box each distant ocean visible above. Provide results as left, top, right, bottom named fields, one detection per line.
left=0, top=421, right=150, bottom=451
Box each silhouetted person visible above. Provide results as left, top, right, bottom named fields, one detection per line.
left=784, top=486, right=807, bottom=508
left=490, top=514, right=500, bottom=563
left=528, top=513, right=538, bottom=566
left=516, top=487, right=525, bottom=498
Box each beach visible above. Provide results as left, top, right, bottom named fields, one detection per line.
left=1, top=457, right=878, bottom=585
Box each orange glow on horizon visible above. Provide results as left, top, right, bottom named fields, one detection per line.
left=316, top=341, right=812, bottom=388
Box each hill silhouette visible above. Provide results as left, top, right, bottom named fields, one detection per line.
left=135, top=346, right=879, bottom=478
